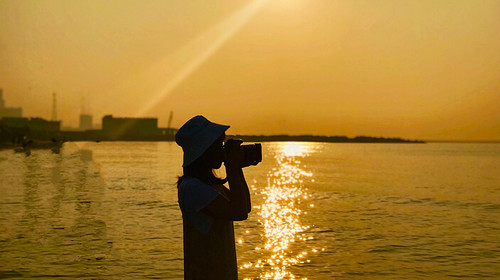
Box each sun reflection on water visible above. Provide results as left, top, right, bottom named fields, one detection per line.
left=242, top=142, right=319, bottom=280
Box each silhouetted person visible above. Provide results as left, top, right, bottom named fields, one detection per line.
left=176, top=116, right=251, bottom=280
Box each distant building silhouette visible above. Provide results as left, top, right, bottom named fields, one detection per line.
left=2, top=117, right=60, bottom=132
left=79, top=114, right=93, bottom=130
left=102, top=115, right=164, bottom=140
left=1, top=117, right=61, bottom=142
left=29, top=117, right=61, bottom=132
left=0, top=89, right=22, bottom=119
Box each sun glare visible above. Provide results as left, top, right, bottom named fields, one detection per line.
left=279, top=142, right=314, bottom=157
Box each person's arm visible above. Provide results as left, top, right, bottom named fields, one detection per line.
left=202, top=140, right=251, bottom=220
left=236, top=168, right=251, bottom=214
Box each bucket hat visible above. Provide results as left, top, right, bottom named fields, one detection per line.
left=175, top=115, right=229, bottom=167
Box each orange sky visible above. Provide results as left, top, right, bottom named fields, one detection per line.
left=1, top=0, right=499, bottom=141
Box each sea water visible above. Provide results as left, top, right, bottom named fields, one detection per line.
left=0, top=142, right=499, bottom=279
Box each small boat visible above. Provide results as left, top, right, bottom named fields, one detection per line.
left=25, top=139, right=62, bottom=149
left=12, top=138, right=63, bottom=155
left=13, top=146, right=31, bottom=156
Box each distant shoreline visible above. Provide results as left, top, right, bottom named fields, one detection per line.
left=6, top=130, right=500, bottom=145
left=5, top=137, right=500, bottom=149
left=0, top=134, right=424, bottom=149
left=228, top=135, right=425, bottom=143
left=425, top=140, right=500, bottom=144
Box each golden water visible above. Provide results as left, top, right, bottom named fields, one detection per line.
left=1, top=142, right=499, bottom=279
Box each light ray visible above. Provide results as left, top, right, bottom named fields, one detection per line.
left=134, top=0, right=267, bottom=118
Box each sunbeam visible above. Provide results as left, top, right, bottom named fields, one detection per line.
left=133, top=0, right=267, bottom=118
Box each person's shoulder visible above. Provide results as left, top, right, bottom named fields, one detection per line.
left=180, top=176, right=208, bottom=188
left=179, top=177, right=213, bottom=193
left=179, top=177, right=219, bottom=211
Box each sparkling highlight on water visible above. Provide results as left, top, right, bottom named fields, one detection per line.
left=241, top=143, right=320, bottom=279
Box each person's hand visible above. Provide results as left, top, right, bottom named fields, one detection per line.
left=224, top=139, right=244, bottom=169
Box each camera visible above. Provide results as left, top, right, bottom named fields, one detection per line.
left=241, top=143, right=262, bottom=167
left=223, top=139, right=262, bottom=167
